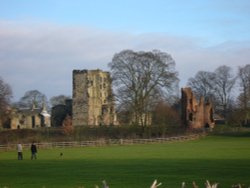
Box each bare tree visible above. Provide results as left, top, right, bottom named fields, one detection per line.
left=17, top=90, right=48, bottom=108
left=108, top=49, right=179, bottom=126
left=213, top=65, right=236, bottom=118
left=238, top=64, right=250, bottom=110
left=237, top=64, right=250, bottom=123
left=187, top=71, right=215, bottom=100
left=0, top=77, right=12, bottom=127
left=0, top=77, right=12, bottom=111
left=187, top=65, right=236, bottom=119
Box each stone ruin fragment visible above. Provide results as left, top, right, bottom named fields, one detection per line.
left=181, top=87, right=214, bottom=129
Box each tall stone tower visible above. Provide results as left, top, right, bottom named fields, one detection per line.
left=72, top=69, right=118, bottom=126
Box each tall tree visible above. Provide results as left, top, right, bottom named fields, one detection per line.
left=237, top=64, right=250, bottom=123
left=187, top=65, right=236, bottom=119
left=108, top=49, right=179, bottom=126
left=187, top=71, right=215, bottom=100
left=0, top=77, right=12, bottom=111
left=238, top=64, right=250, bottom=110
left=17, top=90, right=48, bottom=108
left=0, top=77, right=12, bottom=127
left=213, top=65, right=236, bottom=118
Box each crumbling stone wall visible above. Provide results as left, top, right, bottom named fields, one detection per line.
left=72, top=69, right=118, bottom=126
left=7, top=103, right=51, bottom=129
left=181, top=87, right=214, bottom=129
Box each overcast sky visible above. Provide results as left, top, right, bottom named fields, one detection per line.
left=0, top=0, right=250, bottom=101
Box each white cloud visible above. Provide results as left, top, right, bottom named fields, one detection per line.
left=0, top=20, right=249, bottom=101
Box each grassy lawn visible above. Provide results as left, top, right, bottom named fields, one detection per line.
left=0, top=135, right=250, bottom=188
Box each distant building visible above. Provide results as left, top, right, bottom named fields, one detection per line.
left=213, top=114, right=225, bottom=125
left=72, top=69, right=118, bottom=126
left=181, top=87, right=214, bottom=129
left=51, top=99, right=72, bottom=127
left=7, top=103, right=51, bottom=129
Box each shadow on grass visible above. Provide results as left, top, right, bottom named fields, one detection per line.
left=0, top=158, right=250, bottom=188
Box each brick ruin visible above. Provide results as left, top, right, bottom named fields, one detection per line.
left=72, top=69, right=118, bottom=126
left=181, top=87, right=214, bottom=129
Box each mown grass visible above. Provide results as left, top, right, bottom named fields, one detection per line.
left=0, top=135, right=250, bottom=188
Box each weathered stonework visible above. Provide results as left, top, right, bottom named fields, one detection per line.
left=7, top=103, right=51, bottom=129
left=181, top=87, right=214, bottom=129
left=72, top=69, right=118, bottom=126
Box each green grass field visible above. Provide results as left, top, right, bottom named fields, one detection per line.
left=0, top=135, right=250, bottom=188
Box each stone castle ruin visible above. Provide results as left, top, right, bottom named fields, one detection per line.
left=181, top=87, right=214, bottom=129
left=72, top=69, right=118, bottom=126
left=2, top=69, right=216, bottom=130
left=5, top=102, right=51, bottom=129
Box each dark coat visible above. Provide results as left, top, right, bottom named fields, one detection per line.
left=31, top=144, right=37, bottom=153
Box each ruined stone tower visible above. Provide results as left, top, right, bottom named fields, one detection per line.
left=181, top=87, right=214, bottom=129
left=72, top=69, right=118, bottom=126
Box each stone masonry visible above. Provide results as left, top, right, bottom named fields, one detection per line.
left=181, top=87, right=214, bottom=129
left=72, top=69, right=118, bottom=126
left=8, top=102, right=50, bottom=129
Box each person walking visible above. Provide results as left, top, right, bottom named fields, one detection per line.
left=30, top=142, right=37, bottom=160
left=17, top=143, right=23, bottom=160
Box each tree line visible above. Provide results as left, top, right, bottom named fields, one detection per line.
left=0, top=49, right=250, bottom=128
left=188, top=64, right=250, bottom=125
